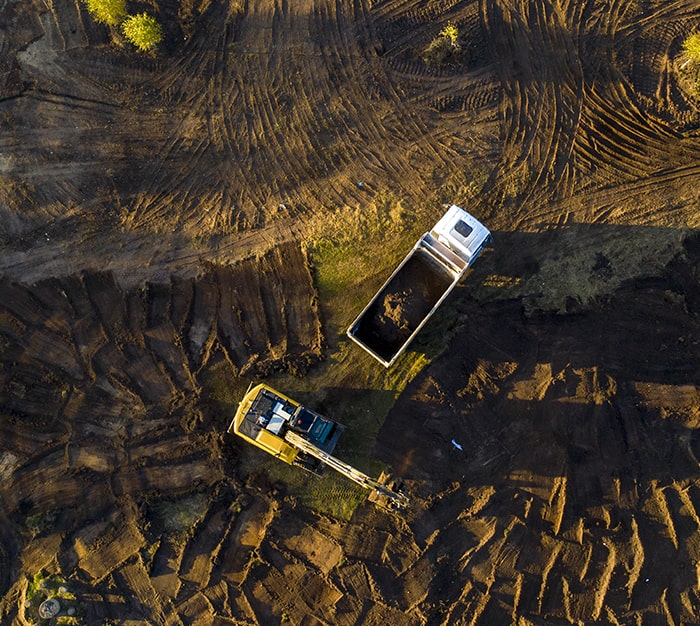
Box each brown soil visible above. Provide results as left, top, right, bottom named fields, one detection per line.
left=353, top=252, right=455, bottom=362
left=382, top=291, right=413, bottom=329
left=1, top=0, right=700, bottom=624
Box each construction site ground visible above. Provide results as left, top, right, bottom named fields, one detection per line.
left=1, top=0, right=700, bottom=623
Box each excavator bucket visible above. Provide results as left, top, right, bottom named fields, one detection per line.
left=367, top=471, right=410, bottom=511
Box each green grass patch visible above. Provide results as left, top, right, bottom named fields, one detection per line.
left=298, top=472, right=369, bottom=519
left=201, top=358, right=252, bottom=427
left=25, top=571, right=79, bottom=625
left=237, top=447, right=366, bottom=521
left=150, top=493, right=209, bottom=536
left=308, top=194, right=423, bottom=334
left=264, top=460, right=369, bottom=520
left=311, top=239, right=377, bottom=322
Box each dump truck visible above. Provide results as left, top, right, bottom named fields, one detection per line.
left=347, top=205, right=492, bottom=367
left=228, top=383, right=409, bottom=510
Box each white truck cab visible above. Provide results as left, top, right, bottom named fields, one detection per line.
left=431, top=205, right=493, bottom=266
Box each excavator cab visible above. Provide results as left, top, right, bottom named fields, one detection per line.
left=290, top=407, right=340, bottom=451
left=230, top=384, right=344, bottom=463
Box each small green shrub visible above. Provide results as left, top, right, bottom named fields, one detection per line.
left=683, top=32, right=700, bottom=63
left=83, top=0, right=126, bottom=26
left=122, top=13, right=163, bottom=51
left=440, top=22, right=460, bottom=46
left=423, top=22, right=461, bottom=66
left=680, top=32, right=700, bottom=95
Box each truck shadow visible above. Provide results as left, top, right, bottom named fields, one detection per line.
left=408, top=220, right=698, bottom=361
left=289, top=386, right=398, bottom=470
left=374, top=225, right=700, bottom=506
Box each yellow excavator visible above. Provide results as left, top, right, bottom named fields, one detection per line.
left=228, top=383, right=409, bottom=510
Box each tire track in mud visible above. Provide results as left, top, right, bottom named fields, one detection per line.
left=0, top=90, right=128, bottom=232
left=124, top=8, right=240, bottom=231
left=614, top=0, right=700, bottom=132
left=483, top=0, right=699, bottom=228
left=243, top=3, right=328, bottom=211
left=484, top=0, right=585, bottom=209
left=99, top=2, right=263, bottom=233
left=216, top=1, right=278, bottom=218
left=131, top=0, right=408, bottom=231
left=576, top=74, right=689, bottom=184
left=129, top=0, right=377, bottom=231
left=506, top=158, right=700, bottom=233
left=9, top=0, right=506, bottom=253
left=365, top=0, right=497, bottom=176
left=8, top=0, right=698, bottom=258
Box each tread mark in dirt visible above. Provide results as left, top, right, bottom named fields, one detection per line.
left=1, top=0, right=700, bottom=623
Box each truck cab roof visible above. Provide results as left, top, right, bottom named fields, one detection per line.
left=430, top=205, right=492, bottom=265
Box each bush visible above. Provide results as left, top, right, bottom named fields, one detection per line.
left=440, top=23, right=459, bottom=47
left=680, top=32, right=700, bottom=95
left=683, top=32, right=700, bottom=63
left=423, top=22, right=462, bottom=66
left=83, top=0, right=126, bottom=26
left=121, top=13, right=163, bottom=51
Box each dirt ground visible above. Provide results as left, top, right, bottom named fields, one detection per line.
left=1, top=0, right=700, bottom=624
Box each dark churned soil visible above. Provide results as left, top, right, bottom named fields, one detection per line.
left=352, top=251, right=455, bottom=362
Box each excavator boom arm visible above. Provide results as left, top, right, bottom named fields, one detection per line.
left=285, top=431, right=409, bottom=509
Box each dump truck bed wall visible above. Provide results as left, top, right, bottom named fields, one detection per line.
left=347, top=241, right=460, bottom=367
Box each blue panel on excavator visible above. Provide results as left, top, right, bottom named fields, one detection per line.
left=291, top=408, right=342, bottom=453
left=310, top=416, right=335, bottom=443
